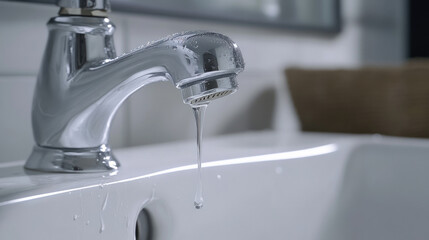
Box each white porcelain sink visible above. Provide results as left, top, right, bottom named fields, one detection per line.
left=1, top=131, right=429, bottom=239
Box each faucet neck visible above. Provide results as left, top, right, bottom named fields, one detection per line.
left=32, top=16, right=117, bottom=148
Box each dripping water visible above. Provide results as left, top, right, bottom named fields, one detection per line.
left=100, top=193, right=108, bottom=233
left=191, top=103, right=208, bottom=209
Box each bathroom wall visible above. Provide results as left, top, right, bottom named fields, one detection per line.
left=0, top=0, right=406, bottom=163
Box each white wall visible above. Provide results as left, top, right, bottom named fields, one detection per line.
left=0, top=0, right=406, bottom=163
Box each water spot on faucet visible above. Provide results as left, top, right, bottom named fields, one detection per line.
left=87, top=0, right=95, bottom=7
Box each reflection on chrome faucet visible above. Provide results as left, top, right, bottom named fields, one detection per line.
left=25, top=0, right=244, bottom=173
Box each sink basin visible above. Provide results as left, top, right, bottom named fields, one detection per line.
left=1, top=131, right=429, bottom=239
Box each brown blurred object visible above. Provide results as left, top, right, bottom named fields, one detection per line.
left=286, top=60, right=429, bottom=138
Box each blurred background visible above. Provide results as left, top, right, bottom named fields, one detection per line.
left=0, top=0, right=415, bottom=163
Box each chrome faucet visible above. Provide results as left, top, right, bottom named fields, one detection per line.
left=24, top=0, right=244, bottom=173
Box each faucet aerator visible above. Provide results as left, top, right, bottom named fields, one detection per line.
left=181, top=75, right=238, bottom=106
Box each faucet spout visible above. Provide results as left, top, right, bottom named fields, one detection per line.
left=25, top=16, right=244, bottom=173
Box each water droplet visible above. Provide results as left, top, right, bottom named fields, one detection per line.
left=87, top=0, right=95, bottom=7
left=372, top=133, right=383, bottom=141
left=99, top=194, right=108, bottom=233
left=217, top=174, right=222, bottom=180
left=172, top=46, right=177, bottom=50
left=99, top=221, right=105, bottom=233
left=86, top=220, right=90, bottom=225
left=99, top=183, right=104, bottom=189
left=275, top=167, right=283, bottom=174
left=73, top=214, right=79, bottom=221
left=194, top=199, right=203, bottom=209
left=102, top=194, right=108, bottom=211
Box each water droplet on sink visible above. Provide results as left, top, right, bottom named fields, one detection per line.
left=194, top=198, right=203, bottom=209
left=172, top=46, right=177, bottom=50
left=73, top=214, right=79, bottom=220
left=275, top=167, right=283, bottom=174
left=86, top=220, right=90, bottom=226
left=99, top=194, right=109, bottom=233
left=99, top=221, right=105, bottom=233
left=102, top=194, right=109, bottom=211
left=372, top=133, right=383, bottom=141
left=217, top=174, right=222, bottom=180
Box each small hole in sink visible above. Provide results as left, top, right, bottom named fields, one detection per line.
left=135, top=209, right=152, bottom=240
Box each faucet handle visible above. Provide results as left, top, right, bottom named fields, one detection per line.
left=57, top=0, right=111, bottom=17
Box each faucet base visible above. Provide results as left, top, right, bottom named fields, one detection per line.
left=25, top=145, right=120, bottom=173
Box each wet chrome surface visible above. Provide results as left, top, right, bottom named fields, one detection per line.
left=26, top=10, right=244, bottom=172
